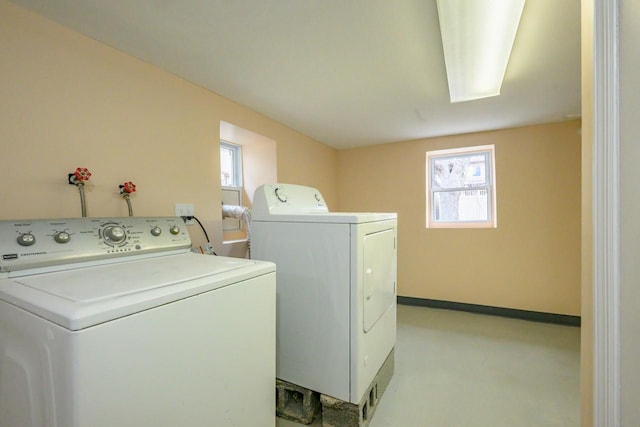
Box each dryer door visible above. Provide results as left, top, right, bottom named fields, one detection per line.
left=362, top=228, right=396, bottom=332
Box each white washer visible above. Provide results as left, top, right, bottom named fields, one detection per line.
left=251, top=184, right=396, bottom=404
left=0, top=217, right=276, bottom=427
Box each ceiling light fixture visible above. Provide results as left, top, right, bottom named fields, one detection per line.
left=437, top=0, right=526, bottom=103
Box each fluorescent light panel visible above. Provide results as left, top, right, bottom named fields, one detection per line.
left=437, top=0, right=525, bottom=103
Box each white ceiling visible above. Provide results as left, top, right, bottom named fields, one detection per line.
left=10, top=0, right=581, bottom=149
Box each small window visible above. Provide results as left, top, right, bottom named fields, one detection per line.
left=220, top=141, right=243, bottom=236
left=220, top=141, right=242, bottom=187
left=426, top=145, right=496, bottom=228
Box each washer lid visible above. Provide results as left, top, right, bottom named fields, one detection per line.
left=0, top=253, right=275, bottom=331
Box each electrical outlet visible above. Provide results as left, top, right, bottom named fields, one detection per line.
left=175, top=203, right=195, bottom=225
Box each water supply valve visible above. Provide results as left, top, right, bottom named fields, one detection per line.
left=68, top=167, right=92, bottom=186
left=119, top=181, right=137, bottom=195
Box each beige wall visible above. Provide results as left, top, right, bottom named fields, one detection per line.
left=338, top=121, right=582, bottom=315
left=0, top=1, right=337, bottom=251
left=580, top=0, right=593, bottom=425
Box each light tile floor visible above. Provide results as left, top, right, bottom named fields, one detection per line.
left=277, top=304, right=580, bottom=427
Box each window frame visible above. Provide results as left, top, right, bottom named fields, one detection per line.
left=425, top=144, right=497, bottom=229
left=220, top=140, right=243, bottom=188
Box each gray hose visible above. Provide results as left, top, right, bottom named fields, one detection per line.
left=124, top=195, right=133, bottom=216
left=78, top=183, right=87, bottom=217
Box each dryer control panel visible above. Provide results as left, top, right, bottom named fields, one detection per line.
left=252, top=183, right=329, bottom=219
left=0, top=217, right=191, bottom=274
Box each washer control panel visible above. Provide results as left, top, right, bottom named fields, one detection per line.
left=0, top=217, right=191, bottom=273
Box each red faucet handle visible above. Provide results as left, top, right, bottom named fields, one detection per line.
left=121, top=181, right=136, bottom=194
left=73, top=168, right=92, bottom=181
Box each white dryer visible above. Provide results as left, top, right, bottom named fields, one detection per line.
left=0, top=217, right=276, bottom=427
left=251, top=184, right=397, bottom=404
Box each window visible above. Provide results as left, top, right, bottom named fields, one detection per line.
left=219, top=122, right=277, bottom=249
left=220, top=141, right=242, bottom=187
left=426, top=145, right=496, bottom=228
left=220, top=141, right=243, bottom=235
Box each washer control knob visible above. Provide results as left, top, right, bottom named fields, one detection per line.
left=169, top=225, right=180, bottom=235
left=104, top=226, right=126, bottom=243
left=17, top=233, right=36, bottom=247
left=54, top=231, right=71, bottom=244
left=150, top=226, right=162, bottom=236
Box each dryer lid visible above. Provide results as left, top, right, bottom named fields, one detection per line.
left=252, top=211, right=397, bottom=224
